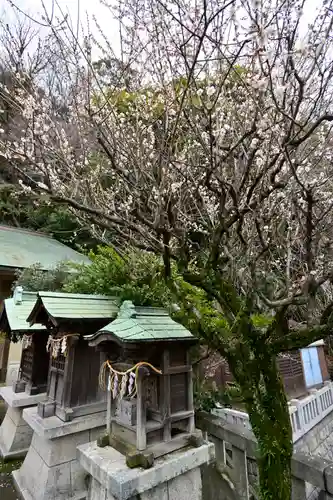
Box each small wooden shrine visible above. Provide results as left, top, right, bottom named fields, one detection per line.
left=86, top=301, right=198, bottom=467
left=27, top=292, right=119, bottom=421
left=0, top=287, right=49, bottom=395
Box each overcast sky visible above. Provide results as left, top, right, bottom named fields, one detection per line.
left=0, top=0, right=108, bottom=25
left=0, top=0, right=121, bottom=58
left=0, top=0, right=325, bottom=64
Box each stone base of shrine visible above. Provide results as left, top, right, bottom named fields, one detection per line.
left=12, top=407, right=107, bottom=500
left=77, top=439, right=215, bottom=500
left=0, top=386, right=46, bottom=460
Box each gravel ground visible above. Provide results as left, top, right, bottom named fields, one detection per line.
left=0, top=471, right=19, bottom=500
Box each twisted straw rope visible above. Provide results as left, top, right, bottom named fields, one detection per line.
left=99, top=360, right=162, bottom=399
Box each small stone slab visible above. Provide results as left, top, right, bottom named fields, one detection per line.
left=108, top=434, right=136, bottom=457
left=292, top=452, right=329, bottom=490
left=97, top=431, right=110, bottom=448
left=187, top=430, right=204, bottom=448
left=0, top=387, right=46, bottom=408
left=22, top=407, right=107, bottom=440
left=126, top=451, right=154, bottom=469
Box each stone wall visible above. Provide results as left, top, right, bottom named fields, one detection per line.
left=197, top=411, right=333, bottom=500
left=295, top=409, right=333, bottom=460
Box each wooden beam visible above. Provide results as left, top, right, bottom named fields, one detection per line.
left=136, top=369, right=147, bottom=451
left=170, top=410, right=195, bottom=422
left=161, top=350, right=171, bottom=441
left=166, top=365, right=192, bottom=375
left=186, top=351, right=195, bottom=433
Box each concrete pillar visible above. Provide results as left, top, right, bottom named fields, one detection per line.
left=0, top=386, right=46, bottom=461
left=12, top=406, right=107, bottom=500
left=292, top=477, right=307, bottom=500
left=232, top=445, right=250, bottom=499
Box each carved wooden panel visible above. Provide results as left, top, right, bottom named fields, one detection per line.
left=21, top=347, right=33, bottom=381
left=51, top=354, right=65, bottom=372
left=70, top=342, right=103, bottom=408
left=145, top=375, right=159, bottom=411
left=169, top=348, right=187, bottom=367
left=170, top=373, right=187, bottom=413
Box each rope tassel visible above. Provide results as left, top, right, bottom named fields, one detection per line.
left=99, top=361, right=162, bottom=400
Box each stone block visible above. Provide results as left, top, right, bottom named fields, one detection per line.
left=168, top=468, right=202, bottom=500
left=97, top=431, right=110, bottom=448
left=13, top=443, right=47, bottom=499
left=292, top=477, right=307, bottom=500
left=38, top=400, right=56, bottom=419
left=70, top=458, right=88, bottom=498
left=89, top=477, right=107, bottom=500
left=78, top=440, right=215, bottom=500
left=325, top=464, right=333, bottom=494
left=78, top=443, right=125, bottom=488
left=0, top=386, right=46, bottom=408
left=126, top=451, right=154, bottom=469
left=4, top=405, right=25, bottom=427
left=23, top=406, right=107, bottom=440
left=0, top=405, right=33, bottom=460
left=139, top=482, right=168, bottom=500
left=13, top=439, right=87, bottom=500
left=187, top=431, right=204, bottom=448
left=208, top=435, right=225, bottom=463
left=13, top=407, right=107, bottom=500
left=292, top=452, right=328, bottom=490
left=31, top=429, right=90, bottom=467
left=90, top=427, right=106, bottom=443
left=13, top=380, right=26, bottom=393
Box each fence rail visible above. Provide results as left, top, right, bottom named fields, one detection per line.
left=212, top=381, right=333, bottom=443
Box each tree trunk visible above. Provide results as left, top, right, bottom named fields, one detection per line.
left=229, top=350, right=293, bottom=500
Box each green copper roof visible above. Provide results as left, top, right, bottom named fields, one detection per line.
left=86, top=300, right=194, bottom=344
left=28, top=291, right=119, bottom=325
left=0, top=289, right=45, bottom=333
left=0, top=225, right=90, bottom=271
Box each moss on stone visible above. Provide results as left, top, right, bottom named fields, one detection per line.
left=97, top=432, right=110, bottom=448
left=126, top=451, right=154, bottom=469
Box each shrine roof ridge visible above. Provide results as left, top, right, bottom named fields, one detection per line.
left=85, top=300, right=195, bottom=345
left=36, top=291, right=118, bottom=300
left=0, top=292, right=46, bottom=333
left=27, top=291, right=120, bottom=326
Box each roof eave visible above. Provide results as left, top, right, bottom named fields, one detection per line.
left=87, top=331, right=196, bottom=347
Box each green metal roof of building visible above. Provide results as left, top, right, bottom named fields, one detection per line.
left=28, top=291, right=119, bottom=325
left=0, top=225, right=90, bottom=271
left=0, top=288, right=46, bottom=333
left=86, top=300, right=194, bottom=344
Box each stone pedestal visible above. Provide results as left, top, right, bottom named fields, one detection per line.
left=77, top=440, right=215, bottom=500
left=12, top=407, right=107, bottom=500
left=0, top=386, right=46, bottom=460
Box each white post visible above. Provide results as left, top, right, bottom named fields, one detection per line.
left=136, top=369, right=147, bottom=451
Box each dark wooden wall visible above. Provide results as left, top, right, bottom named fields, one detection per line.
left=277, top=351, right=306, bottom=399
left=318, top=346, right=330, bottom=382
left=199, top=350, right=308, bottom=399
left=70, top=341, right=104, bottom=407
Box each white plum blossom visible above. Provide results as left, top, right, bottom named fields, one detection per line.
left=0, top=0, right=332, bottom=311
